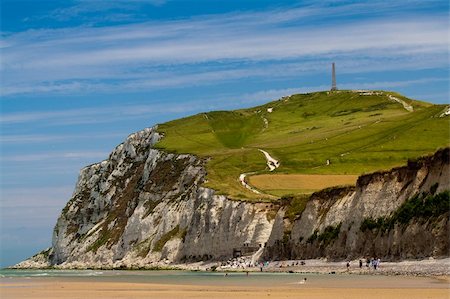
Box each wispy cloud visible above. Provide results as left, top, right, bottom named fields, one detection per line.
left=339, top=77, right=450, bottom=91
left=1, top=76, right=445, bottom=128
left=25, top=0, right=169, bottom=24
left=0, top=100, right=206, bottom=125
left=0, top=132, right=127, bottom=144
left=1, top=2, right=447, bottom=96
left=0, top=151, right=108, bottom=162
left=1, top=186, right=74, bottom=208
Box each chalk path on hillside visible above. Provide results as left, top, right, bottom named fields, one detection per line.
left=238, top=149, right=280, bottom=194
left=439, top=106, right=450, bottom=117
left=358, top=91, right=413, bottom=112
left=259, top=149, right=280, bottom=171
left=387, top=94, right=414, bottom=112
left=239, top=173, right=261, bottom=194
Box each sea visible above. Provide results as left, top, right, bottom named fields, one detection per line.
left=0, top=269, right=447, bottom=289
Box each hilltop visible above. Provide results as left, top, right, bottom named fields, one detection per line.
left=155, top=90, right=449, bottom=199
left=15, top=119, right=449, bottom=269
left=12, top=90, right=450, bottom=270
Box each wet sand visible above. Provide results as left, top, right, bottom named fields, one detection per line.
left=1, top=274, right=449, bottom=299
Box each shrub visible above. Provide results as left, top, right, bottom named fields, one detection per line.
left=317, top=223, right=341, bottom=246
left=306, top=223, right=341, bottom=246
left=282, top=194, right=309, bottom=222
left=360, top=191, right=449, bottom=233
left=152, top=225, right=187, bottom=252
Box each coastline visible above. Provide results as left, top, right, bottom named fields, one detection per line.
left=9, top=257, right=450, bottom=277
left=216, top=257, right=450, bottom=277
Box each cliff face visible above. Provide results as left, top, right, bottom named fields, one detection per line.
left=264, top=148, right=450, bottom=261
left=22, top=127, right=273, bottom=269
left=14, top=126, right=449, bottom=269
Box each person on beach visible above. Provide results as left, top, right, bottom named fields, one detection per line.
left=366, top=258, right=370, bottom=268
left=346, top=261, right=350, bottom=271
left=359, top=260, right=363, bottom=269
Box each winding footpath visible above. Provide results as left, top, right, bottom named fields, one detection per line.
left=387, top=94, right=414, bottom=112
left=238, top=149, right=280, bottom=194
left=358, top=91, right=414, bottom=112
left=259, top=149, right=280, bottom=171
left=239, top=173, right=261, bottom=194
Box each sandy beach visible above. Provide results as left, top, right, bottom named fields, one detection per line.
left=4, top=257, right=449, bottom=299
left=1, top=279, right=449, bottom=299
left=1, top=271, right=449, bottom=299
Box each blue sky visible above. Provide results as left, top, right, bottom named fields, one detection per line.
left=0, top=0, right=448, bottom=267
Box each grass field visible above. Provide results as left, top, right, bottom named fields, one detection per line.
left=155, top=90, right=449, bottom=200
left=248, top=174, right=358, bottom=196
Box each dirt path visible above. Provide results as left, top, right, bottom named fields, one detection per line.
left=238, top=149, right=280, bottom=194
left=239, top=173, right=261, bottom=194
left=387, top=94, right=414, bottom=112
left=259, top=149, right=280, bottom=171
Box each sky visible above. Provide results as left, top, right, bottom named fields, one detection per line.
left=0, top=0, right=449, bottom=267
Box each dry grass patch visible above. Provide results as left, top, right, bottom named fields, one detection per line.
left=249, top=174, right=358, bottom=193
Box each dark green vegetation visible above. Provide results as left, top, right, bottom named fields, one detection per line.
left=152, top=225, right=187, bottom=252
left=360, top=190, right=450, bottom=233
left=307, top=223, right=342, bottom=246
left=155, top=90, right=449, bottom=200
left=87, top=163, right=145, bottom=252
left=281, top=194, right=309, bottom=221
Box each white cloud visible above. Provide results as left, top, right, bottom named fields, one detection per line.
left=0, top=132, right=127, bottom=143
left=33, top=0, right=169, bottom=23
left=339, top=77, right=450, bottom=91
left=0, top=151, right=108, bottom=162
left=4, top=19, right=447, bottom=69
left=0, top=186, right=74, bottom=208
left=0, top=100, right=204, bottom=125
left=1, top=3, right=448, bottom=96
left=1, top=76, right=445, bottom=128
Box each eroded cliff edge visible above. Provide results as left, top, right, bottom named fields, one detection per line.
left=14, top=126, right=449, bottom=269
left=265, top=148, right=449, bottom=261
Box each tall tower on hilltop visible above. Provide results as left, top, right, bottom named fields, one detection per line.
left=331, top=62, right=337, bottom=91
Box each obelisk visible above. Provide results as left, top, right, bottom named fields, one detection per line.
left=331, top=62, right=337, bottom=91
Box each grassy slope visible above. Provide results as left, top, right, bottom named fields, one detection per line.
left=155, top=90, right=449, bottom=200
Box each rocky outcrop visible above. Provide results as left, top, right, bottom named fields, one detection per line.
left=264, top=148, right=450, bottom=261
left=14, top=248, right=53, bottom=269
left=16, top=127, right=273, bottom=269
left=14, top=124, right=449, bottom=269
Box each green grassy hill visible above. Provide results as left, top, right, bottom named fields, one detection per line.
left=155, top=90, right=449, bottom=201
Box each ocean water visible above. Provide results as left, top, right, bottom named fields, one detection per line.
left=0, top=269, right=447, bottom=289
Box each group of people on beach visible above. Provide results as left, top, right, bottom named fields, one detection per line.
left=356, top=258, right=381, bottom=270
left=347, top=258, right=381, bottom=270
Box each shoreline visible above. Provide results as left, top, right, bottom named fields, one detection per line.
left=1, top=272, right=449, bottom=299
left=8, top=257, right=450, bottom=277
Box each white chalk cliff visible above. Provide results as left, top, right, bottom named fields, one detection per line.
left=15, top=127, right=449, bottom=269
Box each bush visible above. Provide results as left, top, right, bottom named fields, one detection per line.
left=317, top=223, right=341, bottom=246
left=306, top=223, right=341, bottom=246
left=360, top=191, right=449, bottom=233
left=282, top=194, right=309, bottom=222
left=153, top=225, right=187, bottom=252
